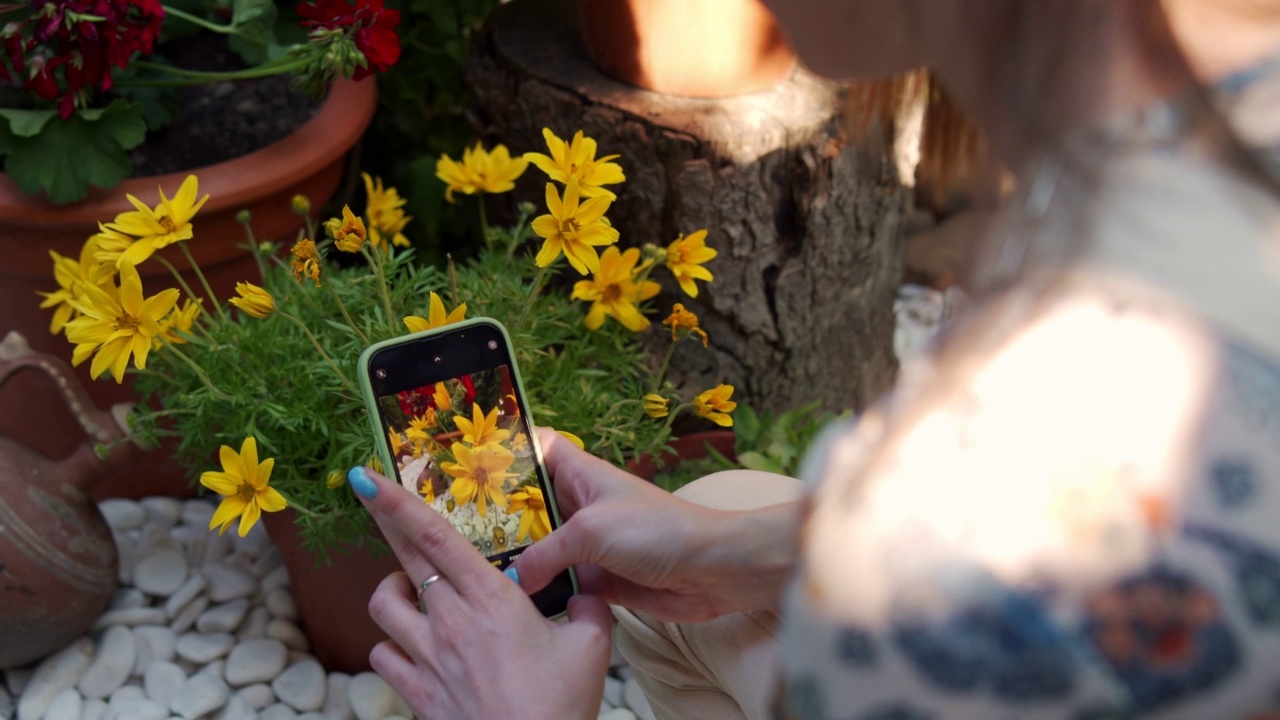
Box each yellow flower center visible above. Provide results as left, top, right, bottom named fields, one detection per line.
left=473, top=467, right=491, bottom=486
left=115, top=312, right=141, bottom=331
left=159, top=216, right=177, bottom=233
left=526, top=494, right=545, bottom=511
left=603, top=283, right=623, bottom=303
left=560, top=218, right=581, bottom=236
left=237, top=482, right=256, bottom=502
left=668, top=247, right=684, bottom=265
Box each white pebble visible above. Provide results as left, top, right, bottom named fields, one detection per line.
left=82, top=697, right=106, bottom=720
left=181, top=500, right=217, bottom=528
left=297, top=714, right=326, bottom=720
left=140, top=497, right=183, bottom=528
left=175, top=671, right=230, bottom=719
left=109, top=588, right=147, bottom=610
left=259, top=566, right=290, bottom=595
left=250, top=550, right=284, bottom=579
left=260, top=703, right=298, bottom=720
left=236, top=607, right=270, bottom=641
left=599, top=709, right=637, bottom=720
left=138, top=524, right=181, bottom=555
left=216, top=693, right=257, bottom=720
left=170, top=597, right=209, bottom=634
left=197, top=599, right=251, bottom=634
left=286, top=651, right=313, bottom=666
left=224, top=638, right=288, bottom=687
left=603, top=675, right=624, bottom=708
left=234, top=522, right=271, bottom=556
left=132, top=626, right=178, bottom=676
left=16, top=637, right=94, bottom=720
left=234, top=683, right=276, bottom=709
left=107, top=685, right=145, bottom=704
left=201, top=530, right=234, bottom=566
left=203, top=562, right=257, bottom=603
left=200, top=659, right=226, bottom=682
left=322, top=672, right=352, bottom=720
left=43, top=688, right=82, bottom=720
left=175, top=633, right=234, bottom=664
left=78, top=626, right=136, bottom=699
left=265, top=590, right=297, bottom=622
left=171, top=525, right=205, bottom=565
left=347, top=672, right=409, bottom=720
left=101, top=697, right=168, bottom=720
left=622, top=678, right=655, bottom=720
left=142, top=662, right=185, bottom=712
left=163, top=574, right=208, bottom=619
left=0, top=683, right=11, bottom=720
left=114, top=533, right=136, bottom=586
left=271, top=660, right=325, bottom=712
left=93, top=608, right=167, bottom=629
left=99, top=500, right=146, bottom=531
left=266, top=620, right=309, bottom=652
left=133, top=549, right=190, bottom=597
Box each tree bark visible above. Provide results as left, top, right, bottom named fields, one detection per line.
left=464, top=0, right=908, bottom=414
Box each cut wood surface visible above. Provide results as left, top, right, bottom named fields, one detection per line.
left=465, top=0, right=909, bottom=414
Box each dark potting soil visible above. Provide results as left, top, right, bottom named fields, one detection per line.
left=128, top=33, right=323, bottom=177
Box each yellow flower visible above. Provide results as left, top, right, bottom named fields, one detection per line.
left=524, top=128, right=625, bottom=199
left=419, top=479, right=435, bottom=504
left=435, top=143, right=529, bottom=203
left=511, top=433, right=529, bottom=452
left=105, top=175, right=210, bottom=268
left=326, top=470, right=344, bottom=489
left=531, top=180, right=620, bottom=275
left=388, top=428, right=405, bottom=457
left=200, top=437, right=287, bottom=537
left=693, top=384, right=736, bottom=427
left=454, top=404, right=512, bottom=447
left=403, top=292, right=467, bottom=333
left=88, top=224, right=137, bottom=269
left=362, top=173, right=412, bottom=250
left=442, top=442, right=516, bottom=517
left=369, top=456, right=385, bottom=475
left=291, top=239, right=322, bottom=286
left=433, top=382, right=453, bottom=412
left=662, top=303, right=708, bottom=347
left=331, top=205, right=367, bottom=253
left=64, top=262, right=180, bottom=383
left=405, top=411, right=435, bottom=447
left=157, top=298, right=202, bottom=347
left=39, top=239, right=113, bottom=335
left=230, top=282, right=275, bottom=319
left=665, top=229, right=717, bottom=298
left=558, top=430, right=585, bottom=450
left=570, top=246, right=659, bottom=331
left=508, top=485, right=552, bottom=542
left=643, top=394, right=669, bottom=419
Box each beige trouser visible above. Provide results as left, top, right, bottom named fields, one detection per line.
left=612, top=470, right=806, bottom=720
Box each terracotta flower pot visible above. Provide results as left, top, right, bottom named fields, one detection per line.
left=576, top=0, right=797, bottom=98
left=261, top=509, right=402, bottom=673
left=0, top=78, right=378, bottom=500
left=627, top=430, right=737, bottom=481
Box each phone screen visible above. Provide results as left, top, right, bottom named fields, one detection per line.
left=364, top=320, right=575, bottom=616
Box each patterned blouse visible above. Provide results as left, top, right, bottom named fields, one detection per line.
left=779, top=60, right=1280, bottom=720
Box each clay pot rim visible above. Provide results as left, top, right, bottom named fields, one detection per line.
left=0, top=78, right=378, bottom=228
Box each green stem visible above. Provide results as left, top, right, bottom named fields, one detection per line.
left=122, top=57, right=311, bottom=86
left=652, top=339, right=678, bottom=393
left=514, top=264, right=549, bottom=332
left=164, top=344, right=231, bottom=400
left=159, top=5, right=235, bottom=33
left=478, top=200, right=491, bottom=251
left=240, top=221, right=268, bottom=284
left=277, top=309, right=358, bottom=395
left=322, top=275, right=370, bottom=345
left=361, top=246, right=396, bottom=333
left=153, top=256, right=218, bottom=334
left=179, top=243, right=230, bottom=324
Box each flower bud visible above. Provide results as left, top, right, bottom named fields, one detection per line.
left=291, top=195, right=311, bottom=216
left=235, top=209, right=252, bottom=225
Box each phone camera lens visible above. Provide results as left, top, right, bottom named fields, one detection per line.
left=487, top=340, right=498, bottom=350
left=433, top=356, right=443, bottom=364
left=375, top=369, right=387, bottom=379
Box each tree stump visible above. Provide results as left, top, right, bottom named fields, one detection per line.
left=464, top=0, right=909, bottom=414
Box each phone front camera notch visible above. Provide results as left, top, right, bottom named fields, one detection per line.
left=374, top=368, right=387, bottom=380
left=433, top=356, right=443, bottom=364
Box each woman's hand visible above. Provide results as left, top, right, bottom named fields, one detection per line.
left=350, top=466, right=613, bottom=720
left=513, top=428, right=801, bottom=623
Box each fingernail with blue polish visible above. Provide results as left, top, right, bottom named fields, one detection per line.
left=503, top=566, right=520, bottom=584
left=347, top=466, right=377, bottom=499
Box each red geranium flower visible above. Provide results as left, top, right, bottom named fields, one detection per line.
left=297, top=0, right=399, bottom=80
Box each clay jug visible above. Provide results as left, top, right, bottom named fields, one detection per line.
left=0, top=332, right=137, bottom=669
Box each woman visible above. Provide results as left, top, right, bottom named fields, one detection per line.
left=347, top=0, right=1280, bottom=717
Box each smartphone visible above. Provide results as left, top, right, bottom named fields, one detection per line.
left=357, top=318, right=577, bottom=618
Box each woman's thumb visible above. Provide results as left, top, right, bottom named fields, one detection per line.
left=512, top=518, right=593, bottom=594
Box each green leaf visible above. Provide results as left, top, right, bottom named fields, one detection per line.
left=0, top=108, right=55, bottom=138
left=3, top=101, right=146, bottom=204
left=229, top=0, right=279, bottom=65
left=738, top=450, right=784, bottom=475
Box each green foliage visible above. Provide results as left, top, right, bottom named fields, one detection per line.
left=651, top=401, right=852, bottom=492
left=363, top=0, right=501, bottom=256
left=0, top=101, right=147, bottom=204
left=131, top=206, right=676, bottom=558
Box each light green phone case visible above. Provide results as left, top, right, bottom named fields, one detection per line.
left=355, top=317, right=578, bottom=612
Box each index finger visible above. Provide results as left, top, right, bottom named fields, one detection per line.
left=348, top=466, right=509, bottom=597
